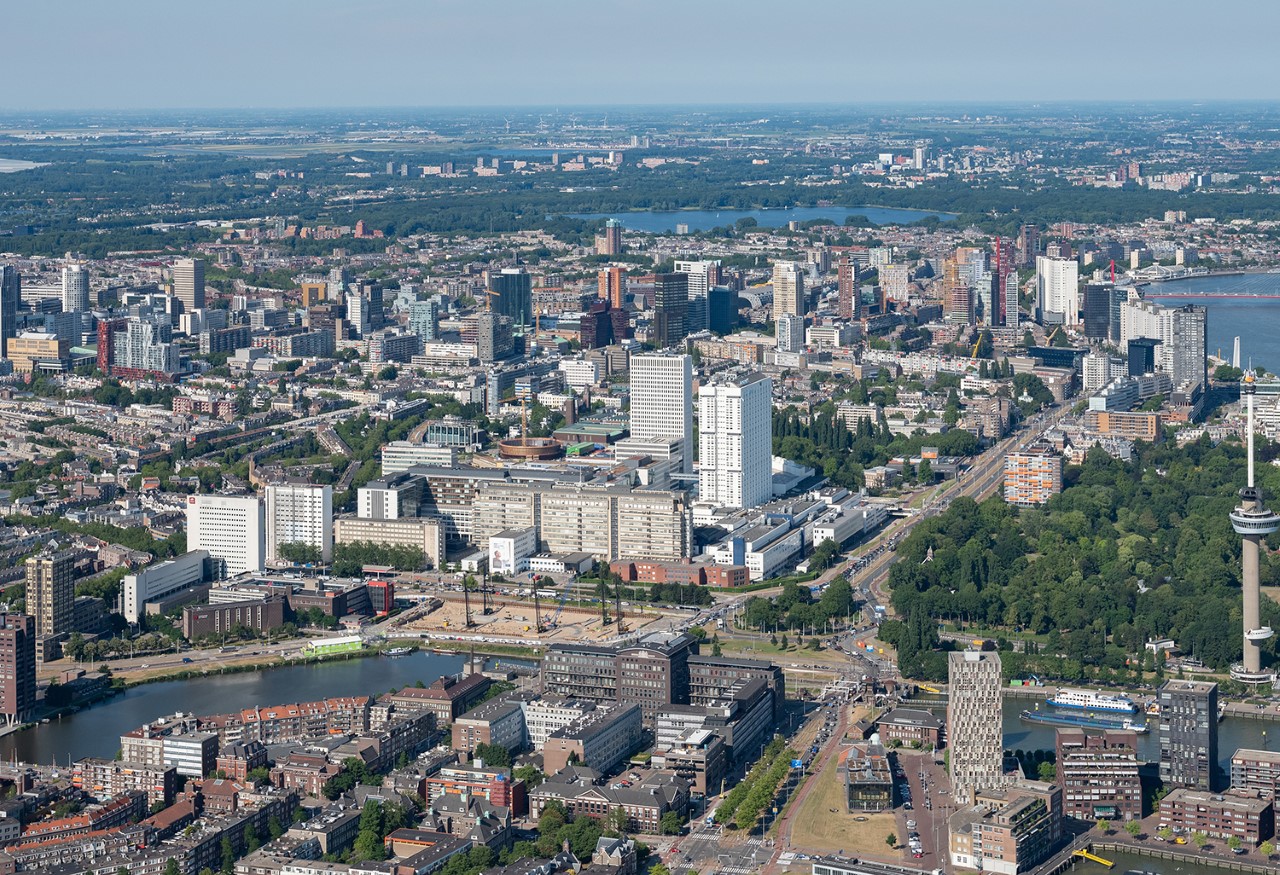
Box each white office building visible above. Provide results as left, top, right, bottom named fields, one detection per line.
left=776, top=312, right=805, bottom=354
left=186, top=495, right=264, bottom=577
left=346, top=292, right=371, bottom=338
left=559, top=358, right=601, bottom=392
left=380, top=441, right=458, bottom=474
left=265, top=483, right=334, bottom=565
left=1120, top=299, right=1208, bottom=390
left=122, top=550, right=210, bottom=624
left=698, top=371, right=773, bottom=509
left=1035, top=256, right=1079, bottom=325
left=629, top=352, right=693, bottom=475
left=61, top=264, right=89, bottom=313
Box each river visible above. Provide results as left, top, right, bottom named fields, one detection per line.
left=0, top=651, right=467, bottom=765
left=1070, top=847, right=1262, bottom=875
left=1144, top=272, right=1280, bottom=368
left=569, top=205, right=956, bottom=232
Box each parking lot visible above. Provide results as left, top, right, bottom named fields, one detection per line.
left=893, top=750, right=952, bottom=869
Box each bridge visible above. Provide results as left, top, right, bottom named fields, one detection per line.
left=1146, top=292, right=1280, bottom=300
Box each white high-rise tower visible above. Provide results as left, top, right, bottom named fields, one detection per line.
left=61, top=264, right=89, bottom=313
left=698, top=370, right=772, bottom=509
left=629, top=352, right=693, bottom=474
left=1230, top=372, right=1279, bottom=684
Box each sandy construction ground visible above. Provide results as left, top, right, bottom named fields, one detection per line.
left=402, top=594, right=666, bottom=643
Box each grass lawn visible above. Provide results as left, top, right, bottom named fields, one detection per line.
left=787, top=749, right=899, bottom=858
left=1263, top=586, right=1280, bottom=605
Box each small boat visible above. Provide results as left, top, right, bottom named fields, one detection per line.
left=384, top=647, right=414, bottom=657
left=1020, top=709, right=1148, bottom=733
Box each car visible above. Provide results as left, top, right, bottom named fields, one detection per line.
left=1174, top=837, right=1187, bottom=845
left=1233, top=848, right=1247, bottom=855
left=906, top=821, right=917, bottom=830
left=913, top=852, right=924, bottom=859
left=139, top=663, right=150, bottom=668
left=181, top=657, right=193, bottom=664
left=904, top=802, right=913, bottom=810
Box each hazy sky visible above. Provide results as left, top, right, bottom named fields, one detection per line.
left=5, top=0, right=1278, bottom=110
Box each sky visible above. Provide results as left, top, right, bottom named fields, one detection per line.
left=4, top=0, right=1280, bottom=110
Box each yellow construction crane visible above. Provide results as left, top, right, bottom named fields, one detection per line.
left=484, top=289, right=500, bottom=311
left=1046, top=325, right=1061, bottom=344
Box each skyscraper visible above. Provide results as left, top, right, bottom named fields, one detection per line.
left=1158, top=679, right=1220, bottom=791
left=172, top=258, right=206, bottom=312
left=0, top=265, right=20, bottom=358
left=0, top=614, right=35, bottom=726
left=1003, top=271, right=1020, bottom=330
left=1082, top=283, right=1112, bottom=339
left=61, top=263, right=89, bottom=314
left=837, top=255, right=858, bottom=319
left=698, top=370, right=772, bottom=509
left=266, top=483, right=334, bottom=565
left=652, top=272, right=689, bottom=349
left=187, top=494, right=265, bottom=577
left=675, top=259, right=720, bottom=334
left=1035, top=256, right=1079, bottom=325
left=26, top=550, right=76, bottom=638
left=776, top=312, right=805, bottom=354
left=1120, top=300, right=1207, bottom=390
left=771, top=261, right=804, bottom=322
left=598, top=267, right=627, bottom=309
left=489, top=268, right=532, bottom=329
left=596, top=218, right=623, bottom=256
left=409, top=298, right=439, bottom=342
left=1230, top=373, right=1278, bottom=684
left=346, top=292, right=371, bottom=339
left=948, top=650, right=1005, bottom=802
left=629, top=353, right=693, bottom=475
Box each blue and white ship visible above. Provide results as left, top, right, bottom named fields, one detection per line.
left=1046, top=688, right=1137, bottom=713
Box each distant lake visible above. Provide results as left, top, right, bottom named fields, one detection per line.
left=570, top=205, right=956, bottom=232
left=0, top=159, right=47, bottom=173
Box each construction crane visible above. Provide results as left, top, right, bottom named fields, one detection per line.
left=484, top=289, right=500, bottom=311
left=1046, top=325, right=1062, bottom=345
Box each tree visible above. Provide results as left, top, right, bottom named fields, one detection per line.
left=661, top=810, right=684, bottom=835
left=608, top=805, right=629, bottom=834
left=1227, top=835, right=1242, bottom=853
left=1124, top=820, right=1141, bottom=839
left=650, top=866, right=671, bottom=875
left=1192, top=831, right=1208, bottom=850
left=514, top=764, right=544, bottom=789
left=1157, top=826, right=1173, bottom=841
left=474, top=742, right=512, bottom=768
left=1037, top=761, right=1056, bottom=782
left=1260, top=839, right=1275, bottom=858
left=886, top=832, right=897, bottom=849
left=165, top=860, right=181, bottom=875
left=1096, top=818, right=1110, bottom=834
left=268, top=815, right=284, bottom=840
left=917, top=458, right=934, bottom=484
left=220, top=836, right=235, bottom=874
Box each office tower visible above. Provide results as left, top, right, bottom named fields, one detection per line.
left=61, top=264, right=89, bottom=313
left=776, top=312, right=805, bottom=354
left=489, top=268, right=532, bottom=329
left=172, top=258, right=206, bottom=312
left=771, top=261, right=804, bottom=322
left=0, top=265, right=19, bottom=358
left=1230, top=375, right=1279, bottom=684
left=1035, top=256, right=1079, bottom=325
left=881, top=263, right=911, bottom=305
left=652, top=272, right=689, bottom=349
left=409, top=298, right=439, bottom=342
left=1055, top=729, right=1142, bottom=823
left=476, top=312, right=514, bottom=363
left=0, top=614, right=35, bottom=726
left=1158, top=679, right=1220, bottom=791
left=1016, top=224, right=1040, bottom=267
left=960, top=250, right=996, bottom=325
left=943, top=258, right=974, bottom=325
left=346, top=292, right=370, bottom=338
left=698, top=370, right=772, bottom=509
left=1127, top=338, right=1159, bottom=376
left=186, top=495, right=265, bottom=577
left=1108, top=286, right=1129, bottom=343
left=837, top=255, right=858, bottom=319
left=913, top=145, right=927, bottom=170
left=1082, top=283, right=1111, bottom=339
left=266, top=483, right=334, bottom=566
left=629, top=352, right=693, bottom=475
left=675, top=259, right=720, bottom=333
left=363, top=282, right=385, bottom=331
left=707, top=286, right=737, bottom=335
left=598, top=267, right=627, bottom=309
left=26, top=550, right=76, bottom=638
left=948, top=650, right=1005, bottom=802
left=300, top=282, right=327, bottom=308
left=1003, top=271, right=1020, bottom=330
left=327, top=266, right=351, bottom=300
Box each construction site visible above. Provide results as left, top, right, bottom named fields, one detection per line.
left=392, top=587, right=671, bottom=645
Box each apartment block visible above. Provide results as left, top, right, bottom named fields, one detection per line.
left=1055, top=728, right=1142, bottom=822
left=1003, top=445, right=1062, bottom=507
left=1159, top=679, right=1220, bottom=791
left=1158, top=788, right=1274, bottom=846
left=541, top=703, right=644, bottom=776
left=948, top=651, right=1005, bottom=801
left=949, top=781, right=1063, bottom=875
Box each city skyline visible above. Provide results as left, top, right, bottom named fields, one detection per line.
left=6, top=1, right=1280, bottom=110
